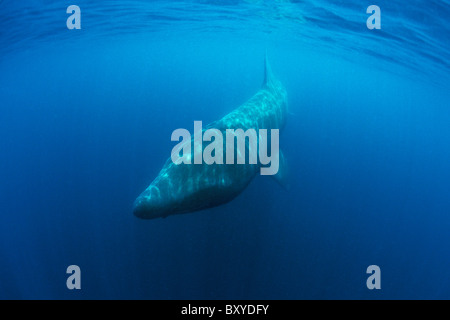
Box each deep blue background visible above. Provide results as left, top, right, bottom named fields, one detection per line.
left=0, top=0, right=449, bottom=299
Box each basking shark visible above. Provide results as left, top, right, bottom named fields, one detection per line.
left=133, top=57, right=287, bottom=219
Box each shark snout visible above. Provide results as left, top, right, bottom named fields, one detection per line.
left=133, top=189, right=172, bottom=220
left=133, top=197, right=150, bottom=219
left=133, top=197, right=159, bottom=219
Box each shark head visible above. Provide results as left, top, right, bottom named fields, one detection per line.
left=133, top=162, right=189, bottom=219
left=133, top=186, right=172, bottom=219
left=133, top=156, right=256, bottom=220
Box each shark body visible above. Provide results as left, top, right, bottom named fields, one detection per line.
left=133, top=58, right=287, bottom=219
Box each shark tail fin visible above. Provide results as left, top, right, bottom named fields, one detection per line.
left=263, top=53, right=274, bottom=87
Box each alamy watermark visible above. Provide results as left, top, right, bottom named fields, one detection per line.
left=170, top=121, right=279, bottom=176
left=366, top=265, right=381, bottom=289
left=367, top=5, right=381, bottom=30
left=66, top=5, right=81, bottom=29
left=65, top=5, right=381, bottom=31
left=66, top=265, right=81, bottom=290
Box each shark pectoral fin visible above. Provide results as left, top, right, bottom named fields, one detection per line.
left=272, top=150, right=289, bottom=190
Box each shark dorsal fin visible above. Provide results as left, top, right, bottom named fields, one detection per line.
left=263, top=53, right=274, bottom=87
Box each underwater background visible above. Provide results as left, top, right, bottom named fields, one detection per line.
left=0, top=0, right=449, bottom=299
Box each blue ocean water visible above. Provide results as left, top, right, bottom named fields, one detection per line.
left=0, top=0, right=449, bottom=299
